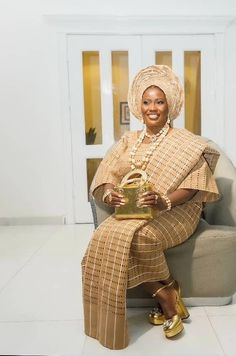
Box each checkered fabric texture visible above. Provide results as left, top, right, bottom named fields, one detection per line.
left=82, top=128, right=220, bottom=349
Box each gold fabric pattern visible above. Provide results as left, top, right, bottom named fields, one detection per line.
left=82, top=128, right=220, bottom=349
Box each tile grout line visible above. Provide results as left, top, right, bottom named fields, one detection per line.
left=80, top=335, right=88, bottom=356
left=0, top=232, right=56, bottom=296
left=0, top=319, right=84, bottom=323
left=205, top=308, right=226, bottom=356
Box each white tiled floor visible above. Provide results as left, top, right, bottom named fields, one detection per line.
left=0, top=224, right=235, bottom=355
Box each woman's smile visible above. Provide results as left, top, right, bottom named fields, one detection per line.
left=148, top=114, right=159, bottom=120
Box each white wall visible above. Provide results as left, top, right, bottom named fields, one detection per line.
left=224, top=21, right=236, bottom=164
left=0, top=0, right=236, bottom=222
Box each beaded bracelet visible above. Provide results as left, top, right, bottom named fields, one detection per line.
left=102, top=189, right=113, bottom=204
left=162, top=194, right=172, bottom=211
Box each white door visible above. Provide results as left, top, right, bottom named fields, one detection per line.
left=67, top=35, right=142, bottom=222
left=67, top=34, right=216, bottom=223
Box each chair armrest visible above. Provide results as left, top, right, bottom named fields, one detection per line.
left=204, top=139, right=236, bottom=226
left=89, top=193, right=114, bottom=228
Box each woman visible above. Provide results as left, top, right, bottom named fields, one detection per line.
left=82, top=65, right=220, bottom=349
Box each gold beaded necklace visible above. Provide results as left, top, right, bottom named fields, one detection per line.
left=129, top=123, right=169, bottom=171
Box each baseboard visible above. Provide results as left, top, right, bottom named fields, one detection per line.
left=127, top=296, right=233, bottom=308
left=0, top=216, right=66, bottom=225
left=183, top=296, right=232, bottom=306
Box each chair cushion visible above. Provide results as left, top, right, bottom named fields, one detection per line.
left=166, top=219, right=236, bottom=297
left=127, top=219, right=236, bottom=299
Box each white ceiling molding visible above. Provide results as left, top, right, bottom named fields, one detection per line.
left=43, top=15, right=235, bottom=34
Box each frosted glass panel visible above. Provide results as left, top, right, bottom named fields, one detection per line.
left=83, top=52, right=102, bottom=145
left=87, top=158, right=102, bottom=200
left=112, top=51, right=130, bottom=141
left=155, top=51, right=172, bottom=68
left=184, top=51, right=201, bottom=135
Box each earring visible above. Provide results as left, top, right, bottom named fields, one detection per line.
left=167, top=117, right=171, bottom=125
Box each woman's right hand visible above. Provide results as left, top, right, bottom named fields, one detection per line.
left=103, top=189, right=126, bottom=207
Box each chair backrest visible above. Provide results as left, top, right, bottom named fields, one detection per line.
left=90, top=139, right=236, bottom=228
left=204, top=139, right=236, bottom=226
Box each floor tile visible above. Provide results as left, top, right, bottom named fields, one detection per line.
left=0, top=226, right=56, bottom=292
left=0, top=227, right=93, bottom=322
left=208, top=315, right=236, bottom=356
left=0, top=320, right=85, bottom=356
left=205, top=295, right=236, bottom=316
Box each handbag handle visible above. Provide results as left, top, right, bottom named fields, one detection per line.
left=120, top=169, right=148, bottom=187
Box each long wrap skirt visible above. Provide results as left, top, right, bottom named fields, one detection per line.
left=82, top=201, right=202, bottom=349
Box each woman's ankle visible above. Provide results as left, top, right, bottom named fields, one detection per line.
left=155, top=285, right=178, bottom=319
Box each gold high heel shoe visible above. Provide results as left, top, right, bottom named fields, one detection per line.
left=148, top=305, right=165, bottom=325
left=163, top=314, right=183, bottom=338
left=148, top=280, right=189, bottom=326
left=148, top=280, right=174, bottom=325
left=149, top=280, right=188, bottom=338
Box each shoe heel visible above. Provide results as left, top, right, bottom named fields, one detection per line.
left=176, top=297, right=190, bottom=320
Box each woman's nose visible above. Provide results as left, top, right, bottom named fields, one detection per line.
left=149, top=102, right=156, bottom=111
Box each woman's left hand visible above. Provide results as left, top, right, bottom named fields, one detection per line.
left=137, top=191, right=160, bottom=208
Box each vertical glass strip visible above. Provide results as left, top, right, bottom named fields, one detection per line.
left=87, top=158, right=102, bottom=200
left=82, top=52, right=102, bottom=145
left=111, top=51, right=129, bottom=141
left=155, top=51, right=172, bottom=68
left=184, top=51, right=201, bottom=135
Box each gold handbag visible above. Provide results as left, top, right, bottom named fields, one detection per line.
left=115, top=169, right=154, bottom=220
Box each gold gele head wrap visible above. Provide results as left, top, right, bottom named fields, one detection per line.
left=128, top=64, right=184, bottom=121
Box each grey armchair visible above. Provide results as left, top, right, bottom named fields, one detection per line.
left=90, top=139, right=236, bottom=306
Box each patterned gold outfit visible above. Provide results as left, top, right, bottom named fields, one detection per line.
left=81, top=128, right=220, bottom=349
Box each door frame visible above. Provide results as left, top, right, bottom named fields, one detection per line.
left=45, top=15, right=233, bottom=223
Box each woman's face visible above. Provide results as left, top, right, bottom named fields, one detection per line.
left=141, top=86, right=168, bottom=133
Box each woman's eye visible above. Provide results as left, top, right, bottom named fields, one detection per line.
left=143, top=101, right=149, bottom=105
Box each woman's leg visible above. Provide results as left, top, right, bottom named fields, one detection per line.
left=142, top=278, right=178, bottom=319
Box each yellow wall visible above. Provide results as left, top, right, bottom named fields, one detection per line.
left=156, top=51, right=172, bottom=68
left=184, top=51, right=201, bottom=135
left=83, top=51, right=129, bottom=144
left=83, top=51, right=102, bottom=144
left=112, top=51, right=129, bottom=141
